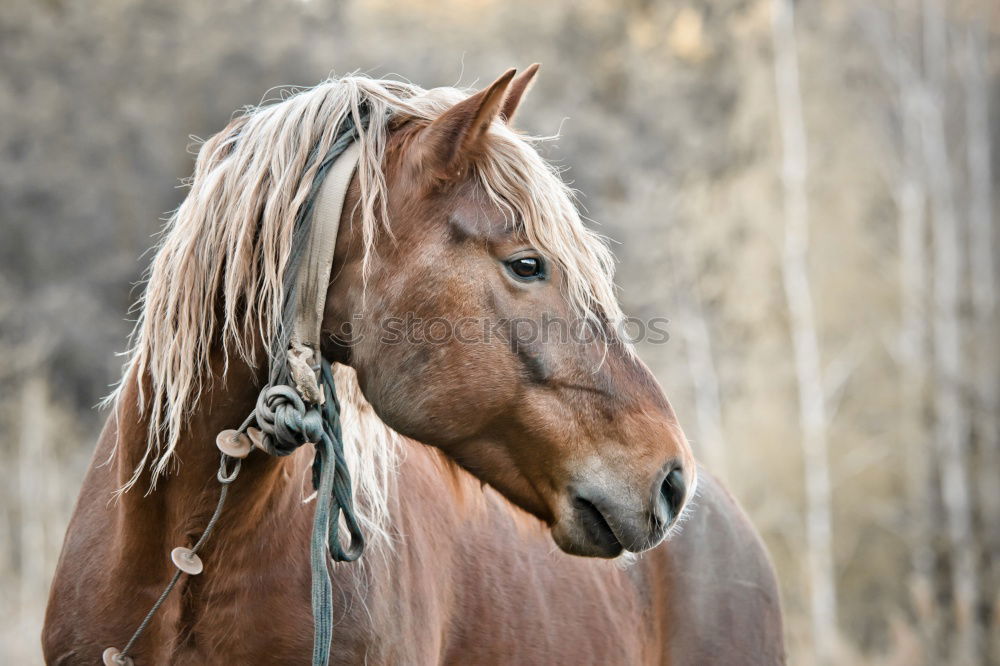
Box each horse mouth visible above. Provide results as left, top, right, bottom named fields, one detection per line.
left=572, top=495, right=624, bottom=556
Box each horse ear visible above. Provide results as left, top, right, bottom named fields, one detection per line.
left=419, top=68, right=517, bottom=177
left=500, top=63, right=540, bottom=124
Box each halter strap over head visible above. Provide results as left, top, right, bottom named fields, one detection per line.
left=287, top=141, right=362, bottom=404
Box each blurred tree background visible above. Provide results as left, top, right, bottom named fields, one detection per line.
left=0, top=0, right=997, bottom=663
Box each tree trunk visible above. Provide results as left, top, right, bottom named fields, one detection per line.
left=770, top=1, right=839, bottom=662
left=896, top=70, right=937, bottom=666
left=920, top=2, right=979, bottom=662
left=887, top=6, right=938, bottom=659
left=678, top=295, right=728, bottom=482
left=960, top=20, right=997, bottom=664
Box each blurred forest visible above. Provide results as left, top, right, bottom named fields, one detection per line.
left=1, top=0, right=997, bottom=663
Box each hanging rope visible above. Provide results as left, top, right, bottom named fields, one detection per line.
left=249, top=357, right=364, bottom=665
left=310, top=360, right=365, bottom=663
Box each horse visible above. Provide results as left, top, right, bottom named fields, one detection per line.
left=42, top=66, right=784, bottom=665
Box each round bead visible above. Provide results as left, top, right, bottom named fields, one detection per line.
left=215, top=429, right=252, bottom=458
left=171, top=546, right=204, bottom=575
left=102, top=647, right=133, bottom=666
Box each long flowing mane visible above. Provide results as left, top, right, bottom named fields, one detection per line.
left=111, top=74, right=624, bottom=543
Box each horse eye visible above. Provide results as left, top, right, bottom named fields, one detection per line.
left=507, top=256, right=544, bottom=281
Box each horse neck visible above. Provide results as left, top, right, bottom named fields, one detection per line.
left=110, top=351, right=312, bottom=565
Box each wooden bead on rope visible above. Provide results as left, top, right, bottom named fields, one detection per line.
left=215, top=429, right=252, bottom=458
left=102, top=647, right=133, bottom=666
left=246, top=426, right=267, bottom=451
left=171, top=546, right=204, bottom=575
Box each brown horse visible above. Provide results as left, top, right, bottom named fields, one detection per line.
left=43, top=67, right=784, bottom=664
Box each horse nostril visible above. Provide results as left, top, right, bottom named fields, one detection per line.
left=657, top=466, right=686, bottom=525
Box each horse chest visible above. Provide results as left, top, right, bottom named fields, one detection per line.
left=171, top=566, right=316, bottom=663
left=169, top=552, right=422, bottom=664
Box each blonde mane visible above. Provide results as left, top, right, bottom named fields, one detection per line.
left=111, top=74, right=624, bottom=544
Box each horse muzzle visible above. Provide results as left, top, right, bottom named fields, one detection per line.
left=552, top=461, right=694, bottom=558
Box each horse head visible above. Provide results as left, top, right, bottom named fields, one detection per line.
left=323, top=67, right=696, bottom=557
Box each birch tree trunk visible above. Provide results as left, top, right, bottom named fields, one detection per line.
left=678, top=295, right=728, bottom=482
left=896, top=67, right=937, bottom=665
left=962, top=18, right=998, bottom=551
left=885, top=6, right=938, bottom=657
left=960, top=21, right=997, bottom=662
left=770, top=1, right=838, bottom=662
left=919, top=2, right=979, bottom=662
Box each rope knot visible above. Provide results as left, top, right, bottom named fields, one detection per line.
left=254, top=385, right=324, bottom=455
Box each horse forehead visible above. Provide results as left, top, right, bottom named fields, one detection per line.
left=444, top=183, right=518, bottom=243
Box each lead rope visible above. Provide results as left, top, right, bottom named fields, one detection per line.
left=227, top=356, right=365, bottom=665
left=102, top=359, right=363, bottom=666
left=228, top=356, right=365, bottom=664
